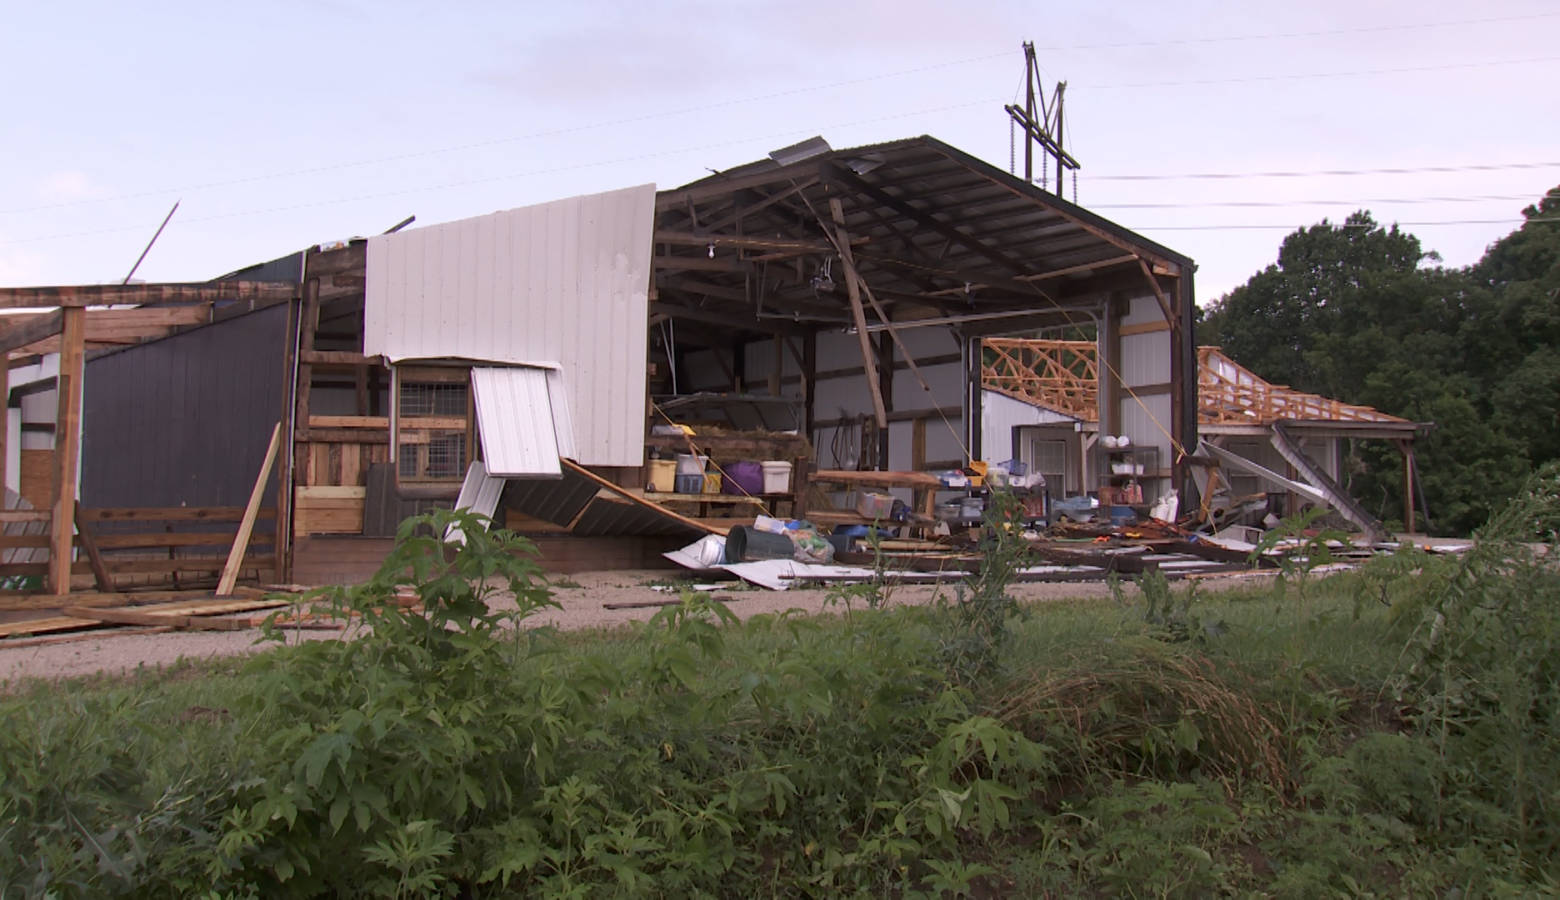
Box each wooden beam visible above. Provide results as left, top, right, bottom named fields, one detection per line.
left=921, top=253, right=1140, bottom=298
left=830, top=198, right=887, bottom=430
left=73, top=501, right=113, bottom=592
left=217, top=422, right=282, bottom=596
left=654, top=231, right=856, bottom=254
left=696, top=178, right=820, bottom=233
left=49, top=306, right=85, bottom=595
left=655, top=165, right=820, bottom=211
left=59, top=607, right=249, bottom=632
left=0, top=310, right=63, bottom=356
left=561, top=459, right=718, bottom=535
left=831, top=165, right=1041, bottom=282
left=1137, top=258, right=1177, bottom=331
left=299, top=349, right=386, bottom=366
left=928, top=144, right=1182, bottom=276
left=0, top=281, right=294, bottom=310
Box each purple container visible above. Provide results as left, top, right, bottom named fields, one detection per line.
left=722, top=460, right=765, bottom=496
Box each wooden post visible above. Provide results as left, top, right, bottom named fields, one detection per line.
left=0, top=360, right=8, bottom=495
left=829, top=198, right=887, bottom=430
left=218, top=422, right=282, bottom=596
left=49, top=306, right=84, bottom=595
left=275, top=279, right=301, bottom=583
left=769, top=333, right=782, bottom=396
left=1399, top=439, right=1416, bottom=534
left=877, top=330, right=893, bottom=469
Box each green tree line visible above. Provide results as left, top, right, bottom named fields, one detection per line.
left=1198, top=187, right=1560, bottom=535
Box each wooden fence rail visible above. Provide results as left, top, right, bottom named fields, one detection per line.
left=0, top=506, right=276, bottom=593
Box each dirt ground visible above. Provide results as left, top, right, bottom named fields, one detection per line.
left=0, top=570, right=1270, bottom=684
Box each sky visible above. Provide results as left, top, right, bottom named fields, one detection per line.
left=3, top=0, right=1557, bottom=306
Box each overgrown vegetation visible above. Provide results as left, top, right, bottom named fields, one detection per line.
left=4, top=472, right=1560, bottom=895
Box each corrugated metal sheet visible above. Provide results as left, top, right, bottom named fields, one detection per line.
left=363, top=184, right=656, bottom=467
left=448, top=460, right=506, bottom=544
left=501, top=468, right=599, bottom=527
left=453, top=460, right=505, bottom=519
left=471, top=367, right=562, bottom=478
left=82, top=305, right=286, bottom=508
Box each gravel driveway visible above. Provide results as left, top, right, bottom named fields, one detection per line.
left=0, top=569, right=1225, bottom=684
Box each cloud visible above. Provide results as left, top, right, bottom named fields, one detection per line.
left=469, top=0, right=1031, bottom=106
left=36, top=170, right=98, bottom=203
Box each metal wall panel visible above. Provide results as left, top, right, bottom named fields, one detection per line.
left=471, top=367, right=562, bottom=478
left=364, top=184, right=656, bottom=467
left=81, top=305, right=286, bottom=508
left=980, top=390, right=1076, bottom=464
left=1120, top=332, right=1171, bottom=386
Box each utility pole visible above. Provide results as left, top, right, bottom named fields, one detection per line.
left=1005, top=42, right=1080, bottom=198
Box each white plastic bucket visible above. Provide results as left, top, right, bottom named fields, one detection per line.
left=675, top=453, right=708, bottom=476
left=760, top=460, right=793, bottom=493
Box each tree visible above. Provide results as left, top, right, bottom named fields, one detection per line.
left=1197, top=191, right=1560, bottom=535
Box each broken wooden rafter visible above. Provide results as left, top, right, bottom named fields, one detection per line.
left=1137, top=258, right=1178, bottom=331
left=654, top=164, right=823, bottom=211
left=928, top=144, right=1183, bottom=277
left=654, top=230, right=865, bottom=255
left=829, top=165, right=1045, bottom=284
left=696, top=178, right=820, bottom=233
left=829, top=198, right=888, bottom=429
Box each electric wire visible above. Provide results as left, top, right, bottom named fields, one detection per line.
left=5, top=10, right=1553, bottom=217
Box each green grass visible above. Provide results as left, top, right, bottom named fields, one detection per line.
left=3, top=487, right=1559, bottom=897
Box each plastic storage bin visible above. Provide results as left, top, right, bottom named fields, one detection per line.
left=722, top=461, right=764, bottom=496
left=855, top=492, right=896, bottom=519
left=760, top=460, right=793, bottom=493
left=675, top=453, right=708, bottom=475
left=647, top=459, right=677, bottom=492
left=674, top=473, right=703, bottom=494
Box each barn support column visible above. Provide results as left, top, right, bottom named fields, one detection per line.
left=48, top=306, right=84, bottom=595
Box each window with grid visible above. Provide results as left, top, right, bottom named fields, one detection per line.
left=1027, top=436, right=1068, bottom=500
left=397, top=371, right=471, bottom=482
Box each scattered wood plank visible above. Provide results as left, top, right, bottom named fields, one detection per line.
left=0, top=626, right=175, bottom=650
left=218, top=423, right=282, bottom=597
left=60, top=607, right=250, bottom=632
left=562, top=459, right=718, bottom=536
left=603, top=595, right=738, bottom=610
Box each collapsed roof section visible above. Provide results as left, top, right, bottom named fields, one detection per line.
left=653, top=134, right=1194, bottom=339
left=983, top=337, right=1425, bottom=436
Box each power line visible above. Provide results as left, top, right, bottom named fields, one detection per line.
left=5, top=11, right=1554, bottom=217
left=1133, top=217, right=1560, bottom=232
left=1091, top=161, right=1560, bottom=182
left=1031, top=11, right=1560, bottom=53
left=1093, top=193, right=1545, bottom=210
left=1088, top=54, right=1559, bottom=91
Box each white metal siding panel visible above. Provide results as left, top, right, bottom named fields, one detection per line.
left=1119, top=394, right=1174, bottom=476
left=471, top=367, right=562, bottom=478
left=545, top=368, right=577, bottom=461
left=365, top=184, right=655, bottom=466
left=980, top=390, right=1076, bottom=465
left=453, top=460, right=506, bottom=519
left=1120, top=332, right=1171, bottom=386
left=1120, top=294, right=1165, bottom=327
